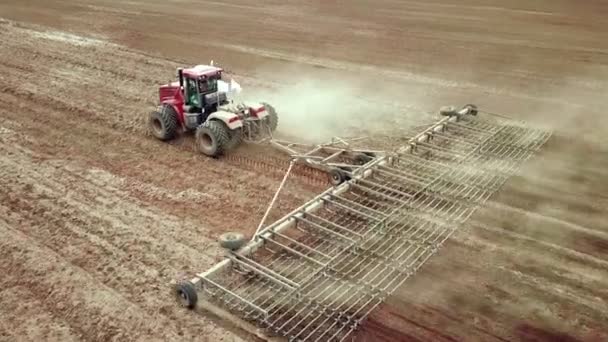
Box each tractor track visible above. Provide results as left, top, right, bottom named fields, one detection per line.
left=0, top=143, right=230, bottom=341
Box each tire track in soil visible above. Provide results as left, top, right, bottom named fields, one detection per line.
left=0, top=21, right=363, bottom=202
left=0, top=284, right=82, bottom=342
left=0, top=88, right=316, bottom=234
left=382, top=228, right=608, bottom=341
left=0, top=26, right=324, bottom=217
left=437, top=233, right=608, bottom=316
left=0, top=143, right=234, bottom=340
left=0, top=221, right=186, bottom=341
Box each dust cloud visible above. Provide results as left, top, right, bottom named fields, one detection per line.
left=234, top=64, right=435, bottom=144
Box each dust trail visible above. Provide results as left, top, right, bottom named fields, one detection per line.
left=486, top=201, right=608, bottom=240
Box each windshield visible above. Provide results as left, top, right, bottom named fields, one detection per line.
left=199, top=76, right=218, bottom=93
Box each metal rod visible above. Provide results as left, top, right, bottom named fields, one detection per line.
left=349, top=182, right=410, bottom=205
left=327, top=194, right=387, bottom=218
left=304, top=212, right=364, bottom=238
left=200, top=276, right=269, bottom=318
left=352, top=177, right=414, bottom=199
left=272, top=231, right=332, bottom=259
left=254, top=159, right=296, bottom=239
left=261, top=236, right=327, bottom=267
left=295, top=216, right=357, bottom=243
left=229, top=253, right=300, bottom=289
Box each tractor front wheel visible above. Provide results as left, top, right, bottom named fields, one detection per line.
left=195, top=120, right=229, bottom=157
left=149, top=105, right=178, bottom=141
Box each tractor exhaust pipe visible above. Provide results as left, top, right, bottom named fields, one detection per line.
left=177, top=68, right=184, bottom=88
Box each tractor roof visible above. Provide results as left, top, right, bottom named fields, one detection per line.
left=182, top=65, right=223, bottom=78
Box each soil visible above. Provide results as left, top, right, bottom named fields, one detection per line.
left=0, top=1, right=606, bottom=341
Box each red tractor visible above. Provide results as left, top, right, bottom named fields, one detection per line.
left=148, top=65, right=278, bottom=156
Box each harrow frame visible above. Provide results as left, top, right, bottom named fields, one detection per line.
left=178, top=104, right=552, bottom=341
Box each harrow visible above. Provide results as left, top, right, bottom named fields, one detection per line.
left=176, top=104, right=551, bottom=341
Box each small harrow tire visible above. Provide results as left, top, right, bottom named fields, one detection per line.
left=352, top=153, right=372, bottom=166
left=149, top=105, right=178, bottom=141
left=176, top=281, right=198, bottom=309
left=439, top=106, right=458, bottom=117
left=195, top=120, right=229, bottom=157
left=464, top=104, right=478, bottom=115
left=328, top=168, right=348, bottom=186
left=219, top=232, right=246, bottom=250
left=261, top=102, right=279, bottom=132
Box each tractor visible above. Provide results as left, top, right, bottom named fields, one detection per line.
left=148, top=64, right=278, bottom=156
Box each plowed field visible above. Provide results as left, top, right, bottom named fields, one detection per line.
left=0, top=1, right=606, bottom=341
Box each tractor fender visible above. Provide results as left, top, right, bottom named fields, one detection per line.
left=244, top=101, right=269, bottom=120
left=207, top=110, right=243, bottom=130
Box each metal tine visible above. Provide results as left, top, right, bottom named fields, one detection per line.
left=295, top=215, right=358, bottom=243
left=229, top=253, right=301, bottom=289
left=261, top=236, right=327, bottom=267
left=347, top=175, right=414, bottom=199
left=272, top=231, right=333, bottom=260
left=304, top=212, right=365, bottom=238
left=324, top=194, right=386, bottom=221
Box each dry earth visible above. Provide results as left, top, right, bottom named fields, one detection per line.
left=0, top=1, right=607, bottom=341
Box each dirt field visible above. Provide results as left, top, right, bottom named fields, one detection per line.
left=0, top=1, right=607, bottom=341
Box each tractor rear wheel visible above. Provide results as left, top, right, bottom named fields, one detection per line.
left=149, top=105, right=178, bottom=141
left=261, top=102, right=278, bottom=132
left=225, top=128, right=243, bottom=150
left=195, top=120, right=229, bottom=157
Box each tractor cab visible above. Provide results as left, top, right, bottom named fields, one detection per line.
left=179, top=65, right=227, bottom=114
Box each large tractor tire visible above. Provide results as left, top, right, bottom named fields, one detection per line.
left=149, top=105, right=178, bottom=141
left=195, top=120, right=229, bottom=157
left=261, top=102, right=278, bottom=132
left=225, top=128, right=243, bottom=150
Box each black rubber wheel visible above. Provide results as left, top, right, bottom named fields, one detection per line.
left=439, top=106, right=458, bottom=117
left=352, top=153, right=372, bottom=166
left=328, top=168, right=347, bottom=186
left=176, top=281, right=198, bottom=309
left=149, top=105, right=178, bottom=141
left=225, top=128, right=243, bottom=150
left=219, top=232, right=246, bottom=250
left=195, top=120, right=229, bottom=157
left=464, top=104, right=478, bottom=116
left=261, top=102, right=278, bottom=132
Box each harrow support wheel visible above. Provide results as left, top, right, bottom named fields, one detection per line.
left=149, top=105, right=178, bottom=141
left=195, top=120, right=229, bottom=157
left=219, top=232, right=246, bottom=250
left=352, top=153, right=372, bottom=166
left=464, top=104, right=478, bottom=115
left=328, top=168, right=348, bottom=186
left=176, top=281, right=198, bottom=309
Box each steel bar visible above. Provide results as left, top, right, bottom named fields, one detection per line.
left=304, top=212, right=364, bottom=238
left=229, top=253, right=300, bottom=289
left=294, top=216, right=357, bottom=244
